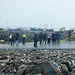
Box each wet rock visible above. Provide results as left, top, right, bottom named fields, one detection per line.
left=50, top=62, right=61, bottom=75
left=10, top=57, right=16, bottom=60
left=15, top=67, right=26, bottom=75
left=0, top=40, right=5, bottom=43
left=25, top=66, right=34, bottom=74
left=3, top=66, right=13, bottom=74
left=61, top=61, right=72, bottom=71
left=19, top=64, right=27, bottom=69
left=0, top=56, right=8, bottom=60
left=36, top=56, right=41, bottom=59
left=71, top=57, right=75, bottom=60
left=28, top=62, right=37, bottom=65
left=33, top=62, right=57, bottom=75
left=70, top=60, right=75, bottom=68
left=60, top=64, right=68, bottom=75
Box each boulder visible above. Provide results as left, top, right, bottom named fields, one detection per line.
left=61, top=61, right=72, bottom=71
left=33, top=62, right=57, bottom=75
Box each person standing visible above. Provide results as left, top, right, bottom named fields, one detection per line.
left=52, top=32, right=57, bottom=43
left=39, top=32, right=43, bottom=45
left=9, top=34, right=12, bottom=45
left=15, top=33, right=19, bottom=46
left=47, top=33, right=51, bottom=44
left=56, top=32, right=61, bottom=43
left=34, top=32, right=38, bottom=47
left=68, top=30, right=71, bottom=41
left=12, top=34, right=15, bottom=45
left=22, top=33, right=27, bottom=45
left=43, top=32, right=47, bottom=44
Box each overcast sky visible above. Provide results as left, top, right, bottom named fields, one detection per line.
left=0, top=0, right=75, bottom=30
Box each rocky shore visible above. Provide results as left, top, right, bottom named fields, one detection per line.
left=0, top=49, right=75, bottom=75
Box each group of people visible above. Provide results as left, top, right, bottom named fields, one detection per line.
left=9, top=32, right=61, bottom=47
left=9, top=33, right=27, bottom=46
left=34, top=32, right=61, bottom=47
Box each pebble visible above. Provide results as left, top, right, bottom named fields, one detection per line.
left=0, top=49, right=75, bottom=75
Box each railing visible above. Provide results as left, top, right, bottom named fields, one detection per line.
left=60, top=34, right=75, bottom=42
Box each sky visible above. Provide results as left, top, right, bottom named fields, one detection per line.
left=0, top=0, right=75, bottom=30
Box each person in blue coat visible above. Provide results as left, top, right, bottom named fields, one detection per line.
left=52, top=32, right=57, bottom=43
left=56, top=32, right=61, bottom=43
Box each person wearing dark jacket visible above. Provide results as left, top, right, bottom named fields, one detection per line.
left=39, top=32, right=43, bottom=45
left=43, top=33, right=47, bottom=44
left=15, top=33, right=19, bottom=46
left=47, top=33, right=51, bottom=44
left=34, top=32, right=38, bottom=47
